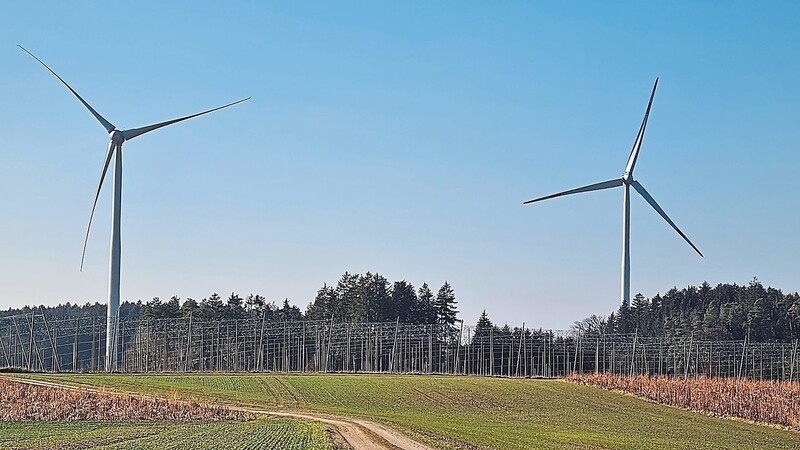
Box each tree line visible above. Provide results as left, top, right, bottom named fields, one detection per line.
left=572, top=278, right=800, bottom=342
left=305, top=272, right=458, bottom=325
left=6, top=275, right=799, bottom=343
left=0, top=301, right=141, bottom=321
left=0, top=271, right=459, bottom=327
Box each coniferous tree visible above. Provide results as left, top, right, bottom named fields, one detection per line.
left=180, top=298, right=198, bottom=318
left=333, top=272, right=359, bottom=321
left=199, top=293, right=223, bottom=321
left=277, top=298, right=303, bottom=322
left=788, top=301, right=800, bottom=338
left=306, top=284, right=335, bottom=321
left=600, top=279, right=800, bottom=341
left=631, top=293, right=649, bottom=331
left=142, top=297, right=163, bottom=320
left=390, top=280, right=417, bottom=322
left=434, top=282, right=458, bottom=326
left=163, top=296, right=182, bottom=319
left=473, top=310, right=493, bottom=342
left=303, top=272, right=458, bottom=325
left=245, top=294, right=265, bottom=317
left=358, top=272, right=390, bottom=322
left=417, top=283, right=438, bottom=324
left=226, top=293, right=245, bottom=320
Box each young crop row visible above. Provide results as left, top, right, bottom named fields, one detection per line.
left=568, top=373, right=800, bottom=431
left=97, top=418, right=332, bottom=450
left=0, top=418, right=333, bottom=450
left=0, top=378, right=247, bottom=421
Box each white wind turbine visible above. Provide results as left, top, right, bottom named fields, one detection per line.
left=523, top=78, right=702, bottom=307
left=20, top=46, right=249, bottom=371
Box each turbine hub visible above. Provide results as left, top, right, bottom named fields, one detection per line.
left=109, top=130, right=124, bottom=144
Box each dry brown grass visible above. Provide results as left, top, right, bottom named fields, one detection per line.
left=568, top=373, right=800, bottom=431
left=0, top=378, right=247, bottom=421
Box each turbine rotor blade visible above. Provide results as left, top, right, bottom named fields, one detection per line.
left=81, top=142, right=116, bottom=271
left=523, top=178, right=623, bottom=204
left=624, top=78, right=659, bottom=177
left=631, top=180, right=703, bottom=257
left=121, top=97, right=251, bottom=141
left=18, top=45, right=116, bottom=133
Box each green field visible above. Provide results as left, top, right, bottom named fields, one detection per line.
left=14, top=373, right=800, bottom=450
left=0, top=417, right=331, bottom=450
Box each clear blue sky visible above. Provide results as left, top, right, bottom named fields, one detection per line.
left=0, top=2, right=798, bottom=329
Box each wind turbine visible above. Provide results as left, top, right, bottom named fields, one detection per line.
left=20, top=46, right=249, bottom=371
left=523, top=78, right=702, bottom=308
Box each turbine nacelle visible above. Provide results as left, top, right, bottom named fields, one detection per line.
left=109, top=130, right=125, bottom=145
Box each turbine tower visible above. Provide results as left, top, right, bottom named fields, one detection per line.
left=20, top=46, right=249, bottom=371
left=523, top=78, right=702, bottom=307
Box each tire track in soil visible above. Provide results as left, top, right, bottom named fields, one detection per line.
left=255, top=376, right=281, bottom=407
left=411, top=387, right=448, bottom=408
left=271, top=375, right=302, bottom=406
left=4, top=376, right=437, bottom=450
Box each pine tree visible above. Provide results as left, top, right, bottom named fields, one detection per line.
left=226, top=292, right=245, bottom=320
left=613, top=304, right=633, bottom=334
left=245, top=294, right=265, bottom=317
left=333, top=272, right=359, bottom=321
left=474, top=310, right=493, bottom=341
left=306, top=284, right=335, bottom=321
left=786, top=296, right=800, bottom=339
left=163, top=296, right=182, bottom=319
left=142, top=297, right=163, bottom=320
left=434, top=282, right=458, bottom=326
left=631, top=293, right=649, bottom=332
left=417, top=283, right=437, bottom=324
left=199, top=293, right=223, bottom=321
left=390, top=280, right=417, bottom=322
left=277, top=299, right=302, bottom=322
left=357, top=272, right=390, bottom=322
left=180, top=298, right=198, bottom=318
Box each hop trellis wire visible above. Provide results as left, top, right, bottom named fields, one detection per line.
left=1, top=312, right=799, bottom=381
